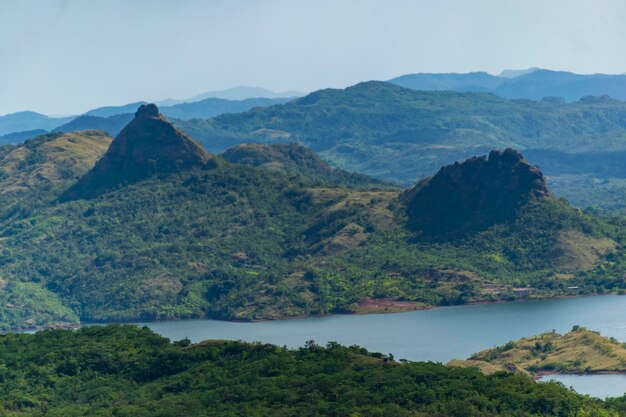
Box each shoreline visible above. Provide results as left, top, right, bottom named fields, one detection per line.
left=536, top=370, right=626, bottom=380
left=3, top=292, right=621, bottom=334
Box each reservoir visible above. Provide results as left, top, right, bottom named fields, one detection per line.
left=133, top=294, right=626, bottom=398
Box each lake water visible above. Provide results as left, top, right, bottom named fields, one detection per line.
left=132, top=295, right=626, bottom=398
left=540, top=374, right=626, bottom=398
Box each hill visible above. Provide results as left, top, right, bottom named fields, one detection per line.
left=0, top=325, right=616, bottom=416
left=402, top=149, right=548, bottom=239
left=175, top=81, right=626, bottom=212
left=53, top=113, right=134, bottom=137
left=84, top=101, right=147, bottom=117
left=162, top=97, right=292, bottom=119
left=52, top=97, right=293, bottom=138
left=0, top=129, right=47, bottom=145
left=0, top=111, right=72, bottom=136
left=0, top=109, right=624, bottom=329
left=220, top=143, right=393, bottom=189
left=449, top=326, right=626, bottom=376
left=163, top=85, right=303, bottom=104
left=0, top=130, right=112, bottom=329
left=390, top=68, right=626, bottom=102
left=61, top=104, right=214, bottom=200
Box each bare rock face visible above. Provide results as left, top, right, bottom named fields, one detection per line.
left=61, top=104, right=215, bottom=200
left=402, top=148, right=548, bottom=239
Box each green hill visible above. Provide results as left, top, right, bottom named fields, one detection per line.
left=220, top=143, right=394, bottom=189
left=0, top=325, right=617, bottom=416
left=174, top=81, right=626, bottom=212
left=449, top=326, right=626, bottom=376
left=0, top=105, right=624, bottom=328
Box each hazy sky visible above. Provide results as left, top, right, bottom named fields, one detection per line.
left=1, top=0, right=626, bottom=115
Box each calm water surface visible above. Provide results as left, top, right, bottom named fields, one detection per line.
left=131, top=295, right=626, bottom=397
left=540, top=374, right=626, bottom=398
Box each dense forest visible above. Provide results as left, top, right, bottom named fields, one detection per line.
left=0, top=324, right=623, bottom=417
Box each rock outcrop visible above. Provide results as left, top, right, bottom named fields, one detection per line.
left=402, top=149, right=548, bottom=239
left=61, top=104, right=214, bottom=200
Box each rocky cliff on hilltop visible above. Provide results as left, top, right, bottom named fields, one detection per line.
left=61, top=104, right=215, bottom=200
left=402, top=149, right=549, bottom=239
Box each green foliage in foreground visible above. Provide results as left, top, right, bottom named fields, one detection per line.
left=0, top=325, right=620, bottom=416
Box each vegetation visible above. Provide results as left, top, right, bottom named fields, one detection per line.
left=220, top=143, right=394, bottom=189
left=0, top=324, right=620, bottom=416
left=1, top=107, right=626, bottom=329
left=449, top=326, right=626, bottom=376
left=174, top=81, right=626, bottom=212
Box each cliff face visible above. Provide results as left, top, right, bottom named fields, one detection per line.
left=61, top=104, right=215, bottom=200
left=402, top=148, right=549, bottom=239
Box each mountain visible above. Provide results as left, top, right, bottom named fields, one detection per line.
left=84, top=101, right=147, bottom=117
left=390, top=68, right=626, bottom=102
left=174, top=81, right=626, bottom=212
left=161, top=97, right=292, bottom=119
left=0, top=105, right=623, bottom=330
left=0, top=129, right=47, bottom=144
left=53, top=113, right=134, bottom=136
left=0, top=111, right=73, bottom=135
left=0, top=325, right=614, bottom=416
left=449, top=326, right=626, bottom=376
left=220, top=143, right=393, bottom=189
left=61, top=104, right=214, bottom=200
left=158, top=85, right=304, bottom=106
left=499, top=67, right=541, bottom=78
left=52, top=97, right=293, bottom=138
left=402, top=149, right=548, bottom=239
left=388, top=71, right=502, bottom=92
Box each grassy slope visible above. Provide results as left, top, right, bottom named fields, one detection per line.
left=449, top=327, right=626, bottom=375
left=0, top=131, right=112, bottom=329
left=0, top=325, right=617, bottom=417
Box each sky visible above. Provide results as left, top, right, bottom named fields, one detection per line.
left=1, top=0, right=626, bottom=115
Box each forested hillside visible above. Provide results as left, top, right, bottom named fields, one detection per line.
left=174, top=81, right=626, bottom=212
left=0, top=106, right=625, bottom=329
left=0, top=325, right=620, bottom=417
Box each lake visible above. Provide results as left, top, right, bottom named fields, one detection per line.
left=540, top=374, right=626, bottom=398
left=132, top=295, right=626, bottom=398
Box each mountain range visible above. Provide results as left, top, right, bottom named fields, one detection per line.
left=0, top=90, right=296, bottom=139
left=389, top=68, right=626, bottom=101
left=174, top=81, right=626, bottom=213
left=0, top=104, right=624, bottom=331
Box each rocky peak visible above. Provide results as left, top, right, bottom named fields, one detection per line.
left=135, top=103, right=159, bottom=119
left=61, top=104, right=215, bottom=200
left=402, top=149, right=548, bottom=239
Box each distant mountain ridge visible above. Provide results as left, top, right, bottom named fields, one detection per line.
left=390, top=68, right=626, bottom=101
left=176, top=80, right=626, bottom=212
left=12, top=97, right=294, bottom=140
left=0, top=111, right=73, bottom=136
left=158, top=85, right=304, bottom=106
